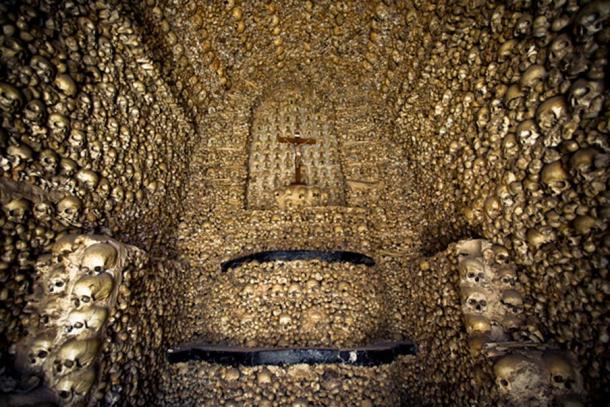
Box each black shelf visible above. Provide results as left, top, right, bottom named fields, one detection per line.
left=221, top=250, right=375, bottom=272
left=167, top=341, right=415, bottom=366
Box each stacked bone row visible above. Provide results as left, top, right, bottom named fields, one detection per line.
left=456, top=239, right=584, bottom=405
left=203, top=258, right=385, bottom=348
left=14, top=234, right=144, bottom=405
left=456, top=239, right=533, bottom=350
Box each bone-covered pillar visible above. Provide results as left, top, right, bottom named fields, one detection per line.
left=9, top=234, right=146, bottom=406
left=456, top=238, right=585, bottom=405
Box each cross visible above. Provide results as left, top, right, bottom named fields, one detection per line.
left=277, top=126, right=316, bottom=185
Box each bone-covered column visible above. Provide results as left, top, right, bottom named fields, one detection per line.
left=456, top=238, right=585, bottom=405
left=13, top=234, right=146, bottom=406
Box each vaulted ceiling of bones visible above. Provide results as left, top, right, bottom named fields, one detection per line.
left=0, top=0, right=608, bottom=406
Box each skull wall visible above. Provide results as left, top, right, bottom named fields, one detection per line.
left=0, top=0, right=194, bottom=404
left=0, top=0, right=608, bottom=405
left=391, top=1, right=609, bottom=398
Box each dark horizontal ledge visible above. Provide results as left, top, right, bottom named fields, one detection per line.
left=167, top=341, right=415, bottom=367
left=221, top=250, right=375, bottom=272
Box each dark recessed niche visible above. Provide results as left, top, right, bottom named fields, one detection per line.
left=221, top=250, right=375, bottom=272
left=167, top=341, right=416, bottom=366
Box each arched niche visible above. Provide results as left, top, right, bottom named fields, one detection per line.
left=246, top=84, right=345, bottom=210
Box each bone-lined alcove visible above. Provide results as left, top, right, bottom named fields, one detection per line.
left=0, top=0, right=608, bottom=405
left=246, top=83, right=345, bottom=210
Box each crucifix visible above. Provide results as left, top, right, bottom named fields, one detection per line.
left=277, top=123, right=317, bottom=186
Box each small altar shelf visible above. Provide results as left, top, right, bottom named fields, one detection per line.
left=221, top=250, right=375, bottom=272
left=167, top=341, right=415, bottom=366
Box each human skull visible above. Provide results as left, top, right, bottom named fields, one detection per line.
left=52, top=234, right=80, bottom=257
left=48, top=113, right=70, bottom=140
left=514, top=14, right=532, bottom=37
left=497, top=267, right=518, bottom=288
left=541, top=161, right=570, bottom=195
left=54, top=338, right=100, bottom=375
left=39, top=149, right=59, bottom=174
left=97, top=178, right=111, bottom=198
left=501, top=289, right=524, bottom=314
left=493, top=354, right=543, bottom=395
left=476, top=106, right=490, bottom=129
left=0, top=82, right=25, bottom=113
left=88, top=140, right=103, bottom=162
left=54, top=73, right=77, bottom=97
left=23, top=99, right=47, bottom=123
left=56, top=196, right=82, bottom=225
left=520, top=64, right=546, bottom=89
left=59, top=158, right=78, bottom=177
left=26, top=333, right=55, bottom=368
left=483, top=194, right=502, bottom=219
left=498, top=39, right=516, bottom=62
left=33, top=201, right=54, bottom=223
left=568, top=79, right=604, bottom=118
left=76, top=169, right=100, bottom=189
left=516, top=119, right=540, bottom=146
left=569, top=147, right=598, bottom=175
left=548, top=34, right=573, bottom=66
left=72, top=272, right=114, bottom=305
left=55, top=368, right=96, bottom=403
left=532, top=15, right=550, bottom=38
left=574, top=0, right=610, bottom=37
left=459, top=257, right=486, bottom=286
left=463, top=287, right=491, bottom=315
left=75, top=92, right=92, bottom=119
left=3, top=198, right=30, bottom=223
left=68, top=129, right=86, bottom=150
left=456, top=239, right=484, bottom=258
left=47, top=265, right=69, bottom=295
left=527, top=227, right=555, bottom=250
left=100, top=82, right=116, bottom=100
left=7, top=144, right=34, bottom=167
left=111, top=185, right=125, bottom=203
left=492, top=245, right=510, bottom=265
left=37, top=297, right=63, bottom=327
left=65, top=306, right=109, bottom=337
left=542, top=351, right=578, bottom=391
left=274, top=185, right=327, bottom=209
left=80, top=243, right=118, bottom=273
left=536, top=96, right=569, bottom=133
left=464, top=314, right=491, bottom=335
left=501, top=133, right=519, bottom=160
left=30, top=55, right=55, bottom=83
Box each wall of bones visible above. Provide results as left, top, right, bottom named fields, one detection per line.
left=0, top=0, right=607, bottom=405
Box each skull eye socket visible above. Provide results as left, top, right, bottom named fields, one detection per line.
left=74, top=322, right=84, bottom=328
left=467, top=272, right=475, bottom=278
left=468, top=299, right=477, bottom=305
left=59, top=390, right=71, bottom=399
left=55, top=281, right=64, bottom=287
left=82, top=296, right=91, bottom=303
left=37, top=350, right=48, bottom=358
left=64, top=360, right=74, bottom=368
left=553, top=375, right=565, bottom=383
left=480, top=300, right=487, bottom=307
left=500, top=379, right=509, bottom=387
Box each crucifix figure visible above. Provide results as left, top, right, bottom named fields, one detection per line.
left=277, top=124, right=317, bottom=186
